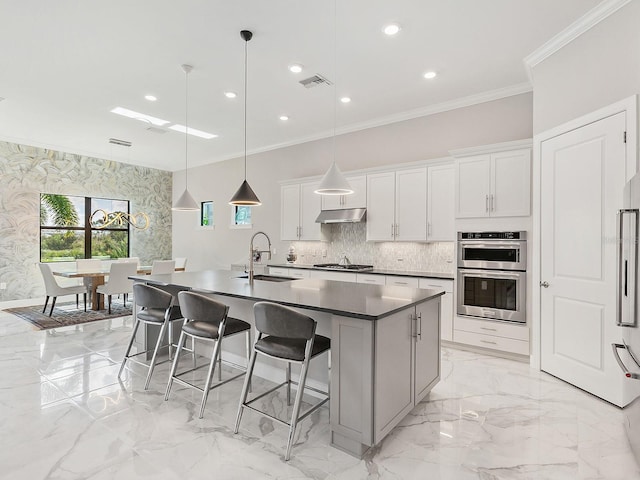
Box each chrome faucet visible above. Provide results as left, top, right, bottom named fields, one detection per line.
left=249, top=231, right=272, bottom=284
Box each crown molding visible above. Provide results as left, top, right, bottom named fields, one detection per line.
left=212, top=82, right=533, bottom=165
left=449, top=139, right=533, bottom=158
left=524, top=0, right=632, bottom=80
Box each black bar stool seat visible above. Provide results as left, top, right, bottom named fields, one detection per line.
left=254, top=335, right=330, bottom=361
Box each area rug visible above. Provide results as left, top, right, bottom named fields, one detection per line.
left=4, top=301, right=133, bottom=330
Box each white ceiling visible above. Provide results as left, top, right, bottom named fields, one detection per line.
left=0, top=0, right=602, bottom=172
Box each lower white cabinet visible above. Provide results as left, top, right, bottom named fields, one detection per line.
left=309, top=270, right=357, bottom=282
left=418, top=278, right=453, bottom=342
left=386, top=276, right=420, bottom=287
left=268, top=267, right=310, bottom=279
left=356, top=273, right=386, bottom=285
left=453, top=316, right=529, bottom=356
left=373, top=298, right=440, bottom=443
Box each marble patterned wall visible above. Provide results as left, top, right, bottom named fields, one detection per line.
left=290, top=223, right=455, bottom=272
left=0, top=141, right=172, bottom=302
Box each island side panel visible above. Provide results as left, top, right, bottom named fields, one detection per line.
left=330, top=314, right=374, bottom=457
left=415, top=298, right=441, bottom=403
left=374, top=308, right=415, bottom=444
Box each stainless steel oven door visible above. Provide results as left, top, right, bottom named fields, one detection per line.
left=457, top=268, right=526, bottom=323
left=457, top=240, right=527, bottom=270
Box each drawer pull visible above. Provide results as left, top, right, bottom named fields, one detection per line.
left=480, top=327, right=497, bottom=332
left=395, top=282, right=407, bottom=285
left=480, top=340, right=497, bottom=345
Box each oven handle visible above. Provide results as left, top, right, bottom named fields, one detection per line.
left=458, top=268, right=524, bottom=279
left=459, top=241, right=524, bottom=248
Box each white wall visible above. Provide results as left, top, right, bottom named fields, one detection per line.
left=173, top=93, right=533, bottom=271
left=531, top=1, right=640, bottom=134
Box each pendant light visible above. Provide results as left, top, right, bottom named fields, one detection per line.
left=315, top=0, right=353, bottom=196
left=229, top=30, right=261, bottom=206
left=172, top=64, right=199, bottom=211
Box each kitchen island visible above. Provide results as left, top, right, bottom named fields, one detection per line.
left=131, top=269, right=443, bottom=458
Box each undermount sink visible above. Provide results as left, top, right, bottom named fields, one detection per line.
left=237, top=274, right=298, bottom=282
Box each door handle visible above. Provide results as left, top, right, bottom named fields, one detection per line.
left=612, top=342, right=640, bottom=379
left=540, top=281, right=549, bottom=288
left=391, top=224, right=394, bottom=238
left=485, top=195, right=489, bottom=212
left=490, top=194, right=494, bottom=212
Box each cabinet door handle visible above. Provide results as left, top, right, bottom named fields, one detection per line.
left=480, top=340, right=497, bottom=345
left=486, top=195, right=489, bottom=212
left=395, top=281, right=408, bottom=285
left=427, top=222, right=432, bottom=237
left=480, top=327, right=497, bottom=332
left=491, top=194, right=494, bottom=212
left=417, top=312, right=422, bottom=340
left=396, top=224, right=399, bottom=237
left=391, top=224, right=395, bottom=238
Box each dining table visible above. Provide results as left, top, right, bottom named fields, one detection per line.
left=52, top=266, right=153, bottom=310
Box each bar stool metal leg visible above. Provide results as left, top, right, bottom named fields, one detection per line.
left=145, top=320, right=168, bottom=390
left=199, top=322, right=226, bottom=419
left=118, top=318, right=141, bottom=379
left=165, top=331, right=187, bottom=401
left=234, top=337, right=260, bottom=434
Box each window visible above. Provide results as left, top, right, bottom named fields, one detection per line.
left=40, top=194, right=130, bottom=262
left=201, top=201, right=214, bottom=226
left=231, top=205, right=252, bottom=228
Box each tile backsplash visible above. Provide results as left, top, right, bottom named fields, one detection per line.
left=290, top=223, right=454, bottom=273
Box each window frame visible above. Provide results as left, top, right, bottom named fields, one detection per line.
left=39, top=194, right=130, bottom=262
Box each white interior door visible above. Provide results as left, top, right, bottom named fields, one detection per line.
left=540, top=112, right=627, bottom=406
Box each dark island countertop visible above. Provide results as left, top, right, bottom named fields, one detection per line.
left=130, top=269, right=444, bottom=321
left=267, top=263, right=455, bottom=280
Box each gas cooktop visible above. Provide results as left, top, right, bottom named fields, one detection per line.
left=313, top=263, right=374, bottom=272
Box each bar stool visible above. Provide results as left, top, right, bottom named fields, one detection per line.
left=165, top=291, right=252, bottom=419
left=118, top=283, right=184, bottom=389
left=234, top=301, right=330, bottom=461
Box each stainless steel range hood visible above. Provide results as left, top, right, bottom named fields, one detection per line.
left=315, top=208, right=366, bottom=224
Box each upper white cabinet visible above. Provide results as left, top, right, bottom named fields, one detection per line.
left=367, top=168, right=427, bottom=242
left=455, top=147, right=531, bottom=218
left=427, top=164, right=455, bottom=241
left=321, top=175, right=367, bottom=210
left=281, top=181, right=326, bottom=241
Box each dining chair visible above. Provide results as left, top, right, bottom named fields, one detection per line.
left=38, top=263, right=87, bottom=316
left=174, top=257, right=187, bottom=271
left=76, top=258, right=102, bottom=272
left=96, top=262, right=137, bottom=313
left=117, top=257, right=140, bottom=267
left=151, top=260, right=175, bottom=275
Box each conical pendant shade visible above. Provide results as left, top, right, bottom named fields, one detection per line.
left=229, top=179, right=261, bottom=206
left=173, top=188, right=199, bottom=211
left=315, top=162, right=353, bottom=195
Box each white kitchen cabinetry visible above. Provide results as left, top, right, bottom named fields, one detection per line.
left=453, top=316, right=529, bottom=356
left=427, top=164, right=455, bottom=241
left=281, top=182, right=326, bottom=241
left=455, top=148, right=531, bottom=218
left=367, top=168, right=427, bottom=242
left=356, top=273, right=386, bottom=285
left=268, top=266, right=310, bottom=279
left=309, top=270, right=357, bottom=282
left=418, top=278, right=453, bottom=342
left=373, top=299, right=440, bottom=443
left=321, top=175, right=367, bottom=210
left=386, top=276, right=420, bottom=288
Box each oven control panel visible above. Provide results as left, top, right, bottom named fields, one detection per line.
left=458, top=231, right=526, bottom=240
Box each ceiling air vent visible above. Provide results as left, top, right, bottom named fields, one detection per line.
left=108, top=137, right=132, bottom=147
left=299, top=74, right=333, bottom=89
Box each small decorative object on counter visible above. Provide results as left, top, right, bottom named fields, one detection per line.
left=286, top=246, right=297, bottom=264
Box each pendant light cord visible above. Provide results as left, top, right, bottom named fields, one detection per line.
left=184, top=66, right=189, bottom=189
left=332, top=0, right=337, bottom=167
left=244, top=37, right=248, bottom=180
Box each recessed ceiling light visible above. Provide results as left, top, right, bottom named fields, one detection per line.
left=224, top=91, right=237, bottom=99
left=383, top=24, right=401, bottom=36
left=110, top=107, right=170, bottom=126
left=424, top=71, right=437, bottom=79
left=288, top=64, right=303, bottom=74
left=169, top=124, right=218, bottom=139
left=144, top=94, right=157, bottom=102
left=279, top=115, right=289, bottom=121
left=340, top=97, right=351, bottom=104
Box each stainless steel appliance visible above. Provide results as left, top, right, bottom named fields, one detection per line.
left=457, top=231, right=526, bottom=323
left=613, top=173, right=640, bottom=464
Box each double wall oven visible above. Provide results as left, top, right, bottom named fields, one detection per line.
left=457, top=231, right=527, bottom=323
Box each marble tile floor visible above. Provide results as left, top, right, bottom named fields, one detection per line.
left=0, top=309, right=639, bottom=480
